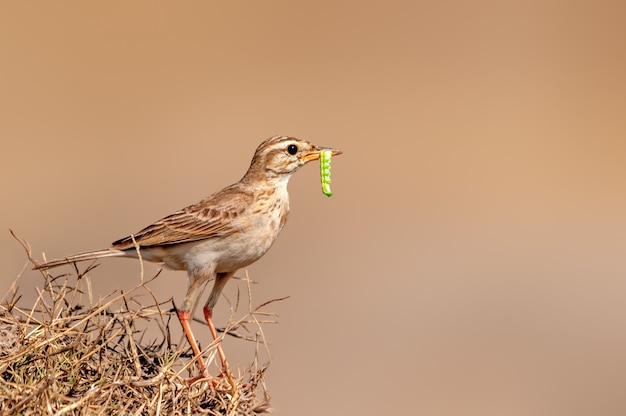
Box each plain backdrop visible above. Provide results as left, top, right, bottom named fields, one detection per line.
left=2, top=2, right=626, bottom=415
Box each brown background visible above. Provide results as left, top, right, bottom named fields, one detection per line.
left=2, top=1, right=626, bottom=415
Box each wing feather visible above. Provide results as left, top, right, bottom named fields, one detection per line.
left=112, top=184, right=253, bottom=249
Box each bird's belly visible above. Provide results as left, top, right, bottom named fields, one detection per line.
left=181, top=233, right=274, bottom=272
left=187, top=219, right=285, bottom=273
left=144, top=197, right=289, bottom=273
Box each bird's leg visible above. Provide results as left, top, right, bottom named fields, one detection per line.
left=203, top=306, right=229, bottom=372
left=176, top=309, right=210, bottom=380
left=203, top=272, right=234, bottom=374
left=178, top=268, right=215, bottom=382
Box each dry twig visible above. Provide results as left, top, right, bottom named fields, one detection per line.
left=0, top=233, right=280, bottom=415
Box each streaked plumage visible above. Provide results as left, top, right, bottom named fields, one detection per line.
left=35, top=135, right=342, bottom=381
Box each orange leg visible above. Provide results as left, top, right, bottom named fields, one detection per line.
left=203, top=306, right=230, bottom=373
left=177, top=309, right=210, bottom=380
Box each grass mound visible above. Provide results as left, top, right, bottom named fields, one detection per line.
left=0, top=233, right=281, bottom=415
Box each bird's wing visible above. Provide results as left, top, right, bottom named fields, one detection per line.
left=111, top=185, right=253, bottom=249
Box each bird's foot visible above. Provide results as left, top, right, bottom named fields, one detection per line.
left=186, top=367, right=237, bottom=391
left=186, top=367, right=212, bottom=384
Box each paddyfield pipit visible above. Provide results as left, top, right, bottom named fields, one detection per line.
left=35, top=136, right=342, bottom=380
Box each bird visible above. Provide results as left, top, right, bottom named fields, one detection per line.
left=34, top=135, right=342, bottom=381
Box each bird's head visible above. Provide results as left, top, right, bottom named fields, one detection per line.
left=243, top=136, right=342, bottom=182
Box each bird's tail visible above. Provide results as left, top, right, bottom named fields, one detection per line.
left=34, top=248, right=126, bottom=270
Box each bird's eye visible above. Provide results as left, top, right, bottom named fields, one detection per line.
left=287, top=144, right=298, bottom=155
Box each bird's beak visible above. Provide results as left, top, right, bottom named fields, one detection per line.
left=299, top=147, right=343, bottom=162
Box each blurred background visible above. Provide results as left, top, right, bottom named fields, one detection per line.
left=2, top=1, right=626, bottom=414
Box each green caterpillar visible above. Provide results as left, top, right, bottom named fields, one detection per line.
left=320, top=150, right=333, bottom=197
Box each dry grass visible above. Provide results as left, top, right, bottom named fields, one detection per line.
left=0, top=233, right=284, bottom=415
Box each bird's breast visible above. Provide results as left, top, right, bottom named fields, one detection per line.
left=246, top=189, right=290, bottom=251
left=183, top=188, right=290, bottom=272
